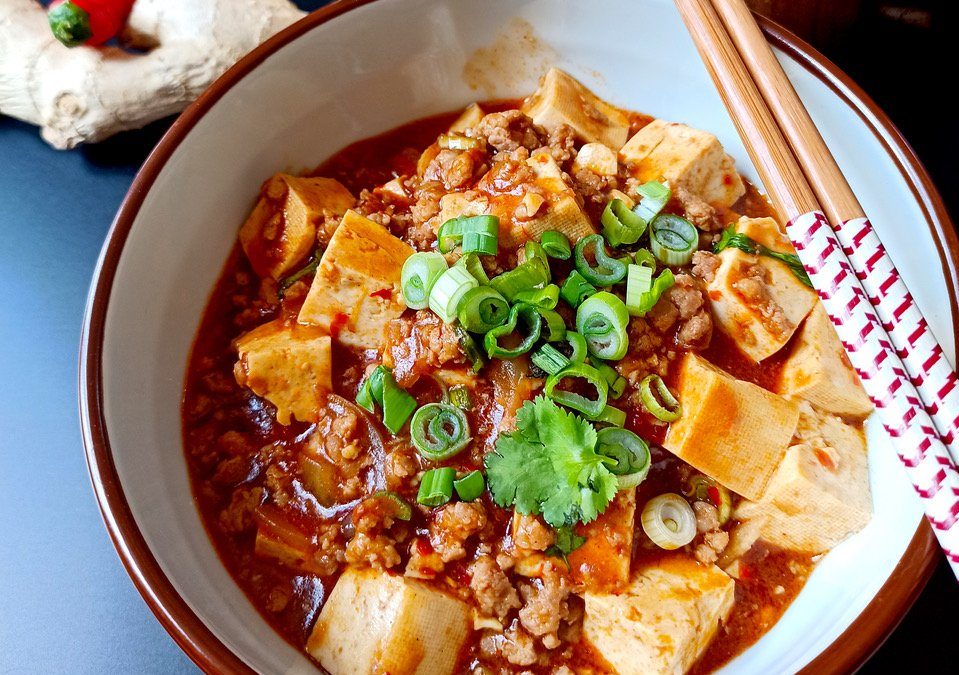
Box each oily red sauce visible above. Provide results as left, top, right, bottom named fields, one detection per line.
left=184, top=105, right=815, bottom=674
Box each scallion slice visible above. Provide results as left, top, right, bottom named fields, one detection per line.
left=456, top=252, right=490, bottom=285
left=686, top=474, right=732, bottom=526
left=490, top=259, right=550, bottom=301
left=628, top=268, right=675, bottom=317
left=449, top=385, right=472, bottom=411
left=649, top=213, right=698, bottom=266
left=574, top=234, right=629, bottom=286
left=278, top=250, right=321, bottom=299
left=591, top=404, right=626, bottom=427
left=597, top=428, right=651, bottom=489
left=531, top=343, right=572, bottom=375
left=401, top=252, right=449, bottom=310
left=639, top=374, right=682, bottom=422
left=429, top=264, right=478, bottom=323
left=589, top=357, right=627, bottom=399
left=540, top=230, right=571, bottom=259
left=632, top=181, right=671, bottom=224
left=562, top=331, right=589, bottom=364
left=634, top=248, right=657, bottom=271
left=417, top=467, right=456, bottom=507
left=438, top=215, right=499, bottom=254
left=544, top=362, right=608, bottom=418
left=368, top=490, right=413, bottom=521
left=484, top=303, right=541, bottom=359
left=457, top=286, right=509, bottom=333
left=454, top=325, right=485, bottom=373
left=514, top=284, right=559, bottom=310
left=453, top=470, right=485, bottom=502
left=524, top=241, right=551, bottom=275
left=559, top=271, right=597, bottom=309
left=641, top=493, right=697, bottom=549
left=537, top=308, right=567, bottom=342
left=625, top=264, right=653, bottom=314
left=576, top=292, right=630, bottom=361
left=602, top=198, right=648, bottom=247
left=356, top=365, right=416, bottom=434
left=410, top=403, right=471, bottom=461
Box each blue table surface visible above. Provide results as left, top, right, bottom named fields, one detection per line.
left=1, top=4, right=955, bottom=673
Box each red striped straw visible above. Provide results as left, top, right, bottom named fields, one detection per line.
left=788, top=212, right=959, bottom=570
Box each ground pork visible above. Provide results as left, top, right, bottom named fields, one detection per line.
left=665, top=274, right=713, bottom=349
left=383, top=312, right=465, bottom=387
left=544, top=124, right=577, bottom=165
left=470, top=555, right=521, bottom=619
left=344, top=493, right=409, bottom=570
left=517, top=563, right=572, bottom=649
left=472, top=110, right=546, bottom=155
left=405, top=537, right=445, bottom=579
left=512, top=514, right=555, bottom=551
left=480, top=621, right=539, bottom=667
left=692, top=250, right=721, bottom=283
left=675, top=186, right=721, bottom=231
left=429, top=501, right=488, bottom=562
left=572, top=167, right=619, bottom=206
left=218, top=486, right=265, bottom=534
left=733, top=263, right=790, bottom=336
left=423, top=148, right=483, bottom=190
left=692, top=501, right=730, bottom=565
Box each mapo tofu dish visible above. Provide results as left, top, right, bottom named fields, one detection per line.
left=183, top=68, right=874, bottom=674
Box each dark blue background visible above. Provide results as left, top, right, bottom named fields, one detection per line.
left=0, top=1, right=954, bottom=672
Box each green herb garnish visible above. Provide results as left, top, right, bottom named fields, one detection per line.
left=546, top=525, right=587, bottom=564
left=714, top=226, right=812, bottom=287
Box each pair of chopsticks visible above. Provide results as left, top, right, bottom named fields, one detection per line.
left=674, top=0, right=959, bottom=576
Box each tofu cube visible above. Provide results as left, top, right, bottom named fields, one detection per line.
left=521, top=68, right=631, bottom=149
left=239, top=174, right=354, bottom=279
left=298, top=210, right=413, bottom=349
left=307, top=567, right=471, bottom=675
left=572, top=142, right=619, bottom=177
left=777, top=303, right=874, bottom=418
left=736, top=404, right=872, bottom=553
left=518, top=151, right=596, bottom=243
left=234, top=320, right=332, bottom=425
left=706, top=217, right=817, bottom=362
left=583, top=555, right=734, bottom=675
left=568, top=488, right=636, bottom=592
left=448, top=103, right=485, bottom=133
left=619, top=119, right=745, bottom=208
left=664, top=353, right=800, bottom=500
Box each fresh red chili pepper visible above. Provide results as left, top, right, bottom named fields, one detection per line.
left=329, top=312, right=349, bottom=339
left=707, top=485, right=721, bottom=508
left=48, top=0, right=135, bottom=48
left=369, top=288, right=393, bottom=300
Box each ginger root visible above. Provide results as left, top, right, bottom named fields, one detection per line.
left=0, top=0, right=306, bottom=149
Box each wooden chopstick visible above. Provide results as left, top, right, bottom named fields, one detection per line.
left=673, top=0, right=959, bottom=575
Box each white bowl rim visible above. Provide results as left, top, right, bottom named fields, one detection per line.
left=78, top=2, right=954, bottom=673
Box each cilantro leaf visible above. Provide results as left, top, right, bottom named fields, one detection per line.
left=714, top=225, right=812, bottom=288
left=545, top=525, right=587, bottom=565
left=485, top=395, right=618, bottom=528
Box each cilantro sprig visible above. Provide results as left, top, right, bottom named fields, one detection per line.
left=714, top=226, right=812, bottom=287
left=546, top=526, right=587, bottom=564
left=484, top=396, right=618, bottom=528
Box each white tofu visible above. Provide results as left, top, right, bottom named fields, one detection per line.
left=239, top=174, right=354, bottom=279
left=518, top=151, right=596, bottom=243
left=572, top=142, right=619, bottom=177
left=234, top=319, right=332, bottom=425
left=736, top=404, right=872, bottom=553
left=664, top=353, right=800, bottom=501
left=584, top=555, right=735, bottom=675
left=522, top=68, right=631, bottom=149
left=619, top=119, right=744, bottom=208
left=448, top=103, right=485, bottom=133
left=298, top=210, right=413, bottom=349
left=777, top=303, right=874, bottom=418
left=706, top=217, right=817, bottom=362
left=307, top=567, right=471, bottom=675
left=567, top=488, right=636, bottom=591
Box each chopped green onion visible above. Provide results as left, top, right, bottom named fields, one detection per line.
left=685, top=474, right=732, bottom=526
left=540, top=230, right=571, bottom=259
left=524, top=241, right=551, bottom=275
left=560, top=271, right=597, bottom=309
left=597, top=428, right=650, bottom=489
left=429, top=264, right=478, bottom=323
left=463, top=231, right=498, bottom=256
left=514, top=284, right=560, bottom=310
left=589, top=357, right=627, bottom=399
left=356, top=366, right=416, bottom=434
left=490, top=259, right=550, bottom=301
left=641, top=494, right=696, bottom=549
left=456, top=252, right=490, bottom=285
left=438, top=215, right=499, bottom=254
left=601, top=198, right=648, bottom=247
left=438, top=133, right=479, bottom=150
left=453, top=470, right=485, bottom=501
left=544, top=362, right=608, bottom=418
left=576, top=292, right=630, bottom=361
left=649, top=214, right=698, bottom=266
left=591, top=405, right=626, bottom=427
left=368, top=490, right=413, bottom=521
left=625, top=264, right=653, bottom=314
left=634, top=248, right=657, bottom=271
left=574, top=234, right=629, bottom=286
left=531, top=343, right=572, bottom=375
left=449, top=385, right=472, bottom=411
left=562, top=331, right=589, bottom=364
left=628, top=269, right=675, bottom=317
left=714, top=225, right=812, bottom=287
left=401, top=252, right=449, bottom=310
left=454, top=325, right=485, bottom=373
left=278, top=250, right=321, bottom=299
left=484, top=303, right=541, bottom=359
left=457, top=286, right=509, bottom=333
left=410, top=403, right=471, bottom=461
left=632, top=181, right=671, bottom=224
left=417, top=467, right=456, bottom=507
left=639, top=374, right=682, bottom=422
left=537, top=308, right=567, bottom=342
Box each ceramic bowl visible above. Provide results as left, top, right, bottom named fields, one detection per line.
left=80, top=0, right=956, bottom=672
